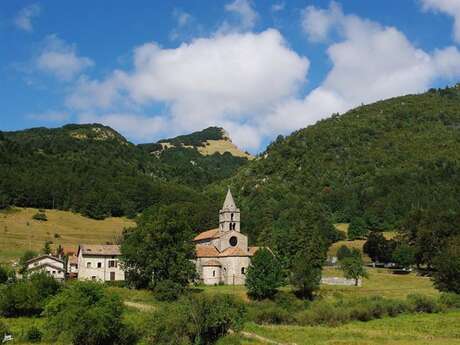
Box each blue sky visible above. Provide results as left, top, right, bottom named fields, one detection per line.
left=1, top=0, right=460, bottom=152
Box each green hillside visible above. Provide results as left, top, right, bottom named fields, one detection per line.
left=221, top=85, right=460, bottom=243
left=0, top=124, right=248, bottom=220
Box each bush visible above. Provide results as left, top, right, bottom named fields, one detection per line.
left=44, top=281, right=130, bottom=345
left=154, top=280, right=185, bottom=301
left=0, top=320, right=9, bottom=339
left=25, top=326, right=42, bottom=343
left=438, top=293, right=460, bottom=309
left=0, top=265, right=15, bottom=284
left=407, top=294, right=441, bottom=313
left=249, top=302, right=294, bottom=325
left=146, top=294, right=246, bottom=345
left=32, top=213, right=48, bottom=222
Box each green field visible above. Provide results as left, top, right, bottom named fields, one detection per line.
left=0, top=208, right=134, bottom=263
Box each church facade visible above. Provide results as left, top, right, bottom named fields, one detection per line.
left=193, top=189, right=259, bottom=285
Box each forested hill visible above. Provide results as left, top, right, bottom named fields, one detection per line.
left=223, top=85, right=460, bottom=243
left=0, top=124, right=248, bottom=220
left=139, top=126, right=251, bottom=186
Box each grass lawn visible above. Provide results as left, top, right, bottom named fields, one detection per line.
left=0, top=207, right=134, bottom=263
left=244, top=310, right=460, bottom=345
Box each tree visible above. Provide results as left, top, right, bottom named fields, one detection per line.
left=44, top=281, right=134, bottom=345
left=245, top=248, right=284, bottom=300
left=120, top=205, right=197, bottom=298
left=363, top=232, right=395, bottom=263
left=336, top=245, right=352, bottom=261
left=392, top=243, right=415, bottom=269
left=42, top=240, right=52, bottom=255
left=432, top=236, right=460, bottom=294
left=18, top=250, right=38, bottom=275
left=0, top=265, right=15, bottom=285
left=339, top=249, right=368, bottom=286
left=348, top=217, right=368, bottom=240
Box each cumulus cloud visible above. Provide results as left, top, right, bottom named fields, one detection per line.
left=301, top=1, right=342, bottom=42
left=421, top=0, right=460, bottom=43
left=36, top=34, right=94, bottom=81
left=66, top=29, right=308, bottom=149
left=219, top=0, right=258, bottom=33
left=14, top=3, right=41, bottom=32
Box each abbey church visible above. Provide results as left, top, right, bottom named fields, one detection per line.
left=193, top=189, right=259, bottom=285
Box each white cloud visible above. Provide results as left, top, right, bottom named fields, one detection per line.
left=36, top=34, right=94, bottom=81
left=66, top=29, right=308, bottom=149
left=301, top=1, right=342, bottom=42
left=14, top=3, right=41, bottom=32
left=219, top=0, right=258, bottom=33
left=27, top=110, right=70, bottom=122
left=421, top=0, right=460, bottom=43
left=271, top=3, right=285, bottom=13
left=169, top=9, right=203, bottom=42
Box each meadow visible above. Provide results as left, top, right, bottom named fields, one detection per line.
left=0, top=208, right=134, bottom=263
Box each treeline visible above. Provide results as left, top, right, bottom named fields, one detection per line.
left=0, top=124, right=247, bottom=219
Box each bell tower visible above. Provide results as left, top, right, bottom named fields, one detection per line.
left=219, top=189, right=240, bottom=232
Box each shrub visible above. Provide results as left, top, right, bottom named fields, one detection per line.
left=0, top=320, right=9, bottom=339
left=154, top=280, right=185, bottom=301
left=296, top=301, right=350, bottom=326
left=25, top=326, right=42, bottom=343
left=249, top=302, right=294, bottom=325
left=0, top=265, right=15, bottom=284
left=44, top=281, right=130, bottom=345
left=438, top=292, right=460, bottom=309
left=147, top=294, right=246, bottom=345
left=407, top=294, right=441, bottom=313
left=32, top=213, right=48, bottom=222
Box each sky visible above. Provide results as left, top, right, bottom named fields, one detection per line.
left=1, top=0, right=460, bottom=153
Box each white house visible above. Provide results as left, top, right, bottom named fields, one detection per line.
left=193, top=189, right=259, bottom=285
left=77, top=244, right=125, bottom=282
left=25, top=254, right=66, bottom=281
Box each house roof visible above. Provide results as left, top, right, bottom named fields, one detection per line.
left=193, top=228, right=222, bottom=241
left=68, top=255, right=78, bottom=265
left=26, top=254, right=64, bottom=265
left=62, top=246, right=77, bottom=256
left=248, top=246, right=260, bottom=256
left=196, top=245, right=220, bottom=257
left=78, top=244, right=121, bottom=256
left=219, top=247, right=249, bottom=257
left=28, top=262, right=66, bottom=272
left=202, top=259, right=222, bottom=267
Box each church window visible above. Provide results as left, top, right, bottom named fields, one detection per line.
left=241, top=267, right=245, bottom=275
left=213, top=270, right=216, bottom=277
left=229, top=236, right=238, bottom=247
left=231, top=213, right=234, bottom=221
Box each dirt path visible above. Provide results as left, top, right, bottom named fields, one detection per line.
left=230, top=329, right=297, bottom=345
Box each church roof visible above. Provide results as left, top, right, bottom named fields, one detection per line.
left=219, top=247, right=249, bottom=257
left=202, top=259, right=221, bottom=267
left=248, top=247, right=260, bottom=256
left=196, top=245, right=220, bottom=257
left=222, top=189, right=237, bottom=210
left=193, top=228, right=222, bottom=241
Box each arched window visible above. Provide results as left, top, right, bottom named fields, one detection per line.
left=231, top=213, right=234, bottom=221
left=241, top=267, right=245, bottom=274
left=213, top=270, right=215, bottom=277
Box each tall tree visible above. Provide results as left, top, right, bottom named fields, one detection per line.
left=432, top=236, right=460, bottom=294
left=339, top=249, right=368, bottom=286
left=120, top=204, right=197, bottom=298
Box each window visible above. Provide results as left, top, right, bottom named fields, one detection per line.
left=108, top=260, right=117, bottom=268
left=91, top=276, right=96, bottom=281
left=231, top=213, right=234, bottom=221
left=213, top=270, right=215, bottom=277
left=229, top=236, right=238, bottom=247
left=110, top=272, right=115, bottom=281
left=97, top=262, right=102, bottom=268
left=52, top=271, right=56, bottom=275
left=241, top=267, right=245, bottom=275
left=87, top=262, right=91, bottom=268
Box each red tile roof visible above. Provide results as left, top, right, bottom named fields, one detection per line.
left=219, top=247, right=248, bottom=257
left=193, top=228, right=222, bottom=241
left=248, top=247, right=260, bottom=256
left=196, top=245, right=220, bottom=257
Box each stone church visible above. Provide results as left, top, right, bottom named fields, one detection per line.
left=193, top=189, right=259, bottom=285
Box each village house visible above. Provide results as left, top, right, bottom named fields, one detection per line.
left=61, top=246, right=78, bottom=279
left=25, top=254, right=66, bottom=281
left=77, top=244, right=125, bottom=282
left=193, top=189, right=259, bottom=285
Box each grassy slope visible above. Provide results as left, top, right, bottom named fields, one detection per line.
left=0, top=208, right=134, bottom=263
